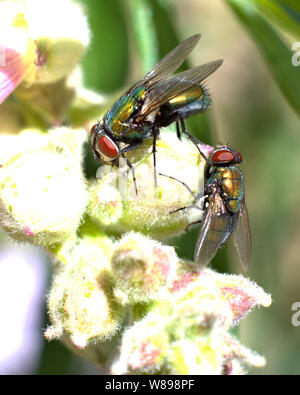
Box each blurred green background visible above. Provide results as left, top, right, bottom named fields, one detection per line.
left=1, top=0, right=300, bottom=374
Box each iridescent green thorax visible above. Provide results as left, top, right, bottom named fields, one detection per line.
left=104, top=86, right=150, bottom=139
left=210, top=166, right=244, bottom=213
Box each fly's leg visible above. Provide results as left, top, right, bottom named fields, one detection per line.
left=159, top=172, right=197, bottom=200
left=179, top=116, right=208, bottom=162
left=152, top=127, right=159, bottom=188
left=159, top=172, right=204, bottom=232
left=170, top=205, right=203, bottom=233
left=127, top=122, right=159, bottom=189
left=170, top=204, right=203, bottom=215
left=119, top=141, right=143, bottom=197
left=120, top=152, right=138, bottom=197
left=176, top=120, right=182, bottom=141
left=185, top=218, right=202, bottom=232
left=159, top=172, right=204, bottom=201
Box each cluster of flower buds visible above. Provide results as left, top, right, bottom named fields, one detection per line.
left=0, top=0, right=272, bottom=375
left=45, top=229, right=271, bottom=374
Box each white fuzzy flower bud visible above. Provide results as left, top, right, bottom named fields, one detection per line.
left=0, top=127, right=88, bottom=245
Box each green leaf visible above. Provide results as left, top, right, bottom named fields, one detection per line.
left=252, top=0, right=300, bottom=39
left=128, top=0, right=160, bottom=73
left=227, top=0, right=300, bottom=116
left=127, top=0, right=180, bottom=71
left=277, top=0, right=300, bottom=15
left=80, top=0, right=129, bottom=93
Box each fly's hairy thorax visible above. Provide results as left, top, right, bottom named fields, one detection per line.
left=104, top=87, right=151, bottom=140
left=209, top=166, right=244, bottom=214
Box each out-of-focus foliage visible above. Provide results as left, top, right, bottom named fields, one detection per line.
left=227, top=0, right=300, bottom=115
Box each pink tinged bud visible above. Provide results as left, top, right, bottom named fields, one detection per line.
left=169, top=271, right=205, bottom=293
left=168, top=268, right=271, bottom=330
left=220, top=287, right=255, bottom=323
left=222, top=359, right=233, bottom=375
left=111, top=315, right=168, bottom=374
left=221, top=333, right=266, bottom=369
left=128, top=341, right=162, bottom=371
left=214, top=273, right=272, bottom=324
left=198, top=142, right=214, bottom=159
left=152, top=245, right=175, bottom=281
left=112, top=233, right=178, bottom=301
left=23, top=225, right=34, bottom=237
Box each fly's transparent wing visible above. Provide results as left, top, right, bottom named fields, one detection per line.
left=194, top=191, right=237, bottom=268
left=233, top=200, right=251, bottom=271
left=108, top=35, right=202, bottom=113
left=139, top=34, right=201, bottom=87
left=138, top=59, right=223, bottom=119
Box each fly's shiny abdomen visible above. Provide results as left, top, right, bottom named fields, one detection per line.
left=168, top=84, right=211, bottom=114
left=168, top=85, right=204, bottom=107
left=217, top=167, right=244, bottom=213
left=105, top=86, right=148, bottom=139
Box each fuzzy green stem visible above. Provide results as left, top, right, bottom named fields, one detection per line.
left=128, top=0, right=159, bottom=72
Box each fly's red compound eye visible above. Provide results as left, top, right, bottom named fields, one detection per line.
left=98, top=135, right=119, bottom=160
left=211, top=149, right=235, bottom=164
left=90, top=124, right=98, bottom=135
left=236, top=151, right=243, bottom=162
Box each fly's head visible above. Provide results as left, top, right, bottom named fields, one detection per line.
left=90, top=122, right=120, bottom=164
left=210, top=145, right=242, bottom=166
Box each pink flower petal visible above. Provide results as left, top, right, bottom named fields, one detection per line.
left=214, top=273, right=272, bottom=324
left=0, top=48, right=29, bottom=104
left=220, top=286, right=255, bottom=323
left=128, top=341, right=161, bottom=370
left=198, top=142, right=214, bottom=158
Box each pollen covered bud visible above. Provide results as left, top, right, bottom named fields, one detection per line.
left=111, top=313, right=169, bottom=374
left=0, top=129, right=46, bottom=164
left=168, top=337, right=223, bottom=375
left=88, top=131, right=206, bottom=239
left=109, top=265, right=270, bottom=375
left=0, top=127, right=88, bottom=245
left=45, top=233, right=122, bottom=349
left=167, top=269, right=234, bottom=338
left=168, top=331, right=265, bottom=375
left=88, top=180, right=123, bottom=227
left=111, top=232, right=178, bottom=303
left=164, top=268, right=270, bottom=374
left=168, top=267, right=272, bottom=331
left=206, top=270, right=272, bottom=325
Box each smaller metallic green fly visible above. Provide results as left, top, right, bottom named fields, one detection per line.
left=160, top=144, right=251, bottom=271
left=90, top=34, right=223, bottom=194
